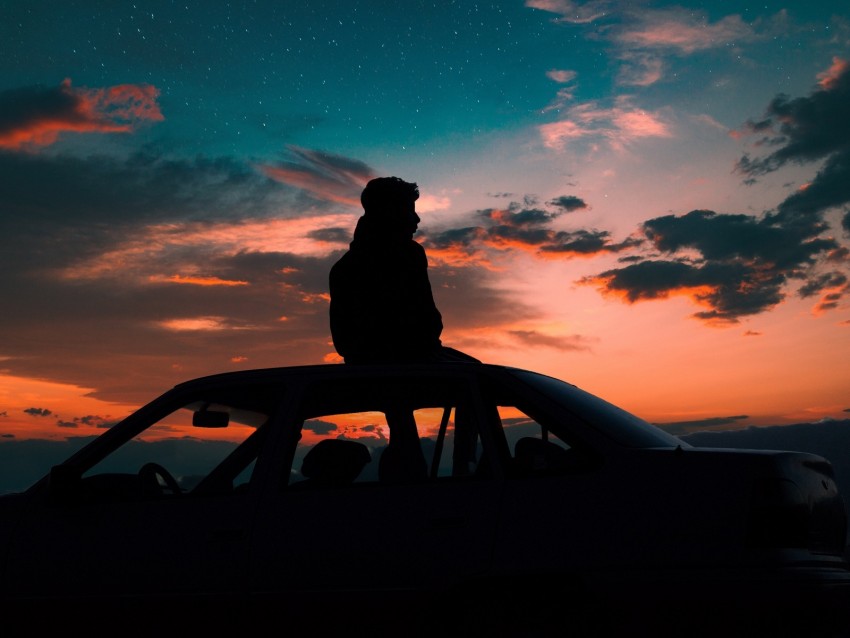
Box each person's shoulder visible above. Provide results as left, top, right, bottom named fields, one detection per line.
left=329, top=249, right=354, bottom=276
left=408, top=240, right=427, bottom=257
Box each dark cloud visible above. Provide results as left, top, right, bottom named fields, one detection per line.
left=798, top=272, right=848, bottom=298
left=426, top=226, right=486, bottom=249
left=541, top=229, right=641, bottom=255
left=0, top=144, right=362, bottom=401
left=771, top=150, right=850, bottom=234
left=0, top=80, right=163, bottom=150
left=736, top=60, right=850, bottom=175
left=547, top=195, right=588, bottom=212
left=656, top=415, right=749, bottom=436
left=303, top=419, right=337, bottom=435
left=23, top=408, right=52, bottom=417
left=0, top=151, right=289, bottom=242
left=54, top=415, right=117, bottom=430
left=429, top=265, right=539, bottom=331
left=258, top=145, right=375, bottom=207
left=508, top=330, right=593, bottom=351
left=585, top=59, right=850, bottom=323
left=736, top=58, right=850, bottom=234
left=584, top=208, right=844, bottom=323
left=306, top=227, right=351, bottom=244
left=425, top=197, right=633, bottom=260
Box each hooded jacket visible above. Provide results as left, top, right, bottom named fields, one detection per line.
left=329, top=215, right=443, bottom=363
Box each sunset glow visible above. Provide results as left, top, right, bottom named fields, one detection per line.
left=1, top=0, right=849, bottom=461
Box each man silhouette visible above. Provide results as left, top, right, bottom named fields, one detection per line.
left=329, top=176, right=476, bottom=364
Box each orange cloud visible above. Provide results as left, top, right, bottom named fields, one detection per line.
left=150, top=275, right=249, bottom=287
left=817, top=57, right=849, bottom=90
left=586, top=273, right=718, bottom=306
left=0, top=79, right=163, bottom=150
left=62, top=215, right=353, bottom=282
left=157, top=317, right=263, bottom=332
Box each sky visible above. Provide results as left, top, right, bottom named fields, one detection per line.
left=1, top=0, right=849, bottom=474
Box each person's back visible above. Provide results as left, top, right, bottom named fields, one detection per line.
left=329, top=177, right=444, bottom=364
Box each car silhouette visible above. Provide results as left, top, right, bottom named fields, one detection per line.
left=1, top=362, right=848, bottom=636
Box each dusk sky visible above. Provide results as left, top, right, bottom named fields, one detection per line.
left=1, top=0, right=849, bottom=459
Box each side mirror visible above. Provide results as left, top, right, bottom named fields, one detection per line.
left=193, top=410, right=229, bottom=428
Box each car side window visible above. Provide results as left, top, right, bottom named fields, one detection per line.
left=74, top=383, right=283, bottom=501
left=487, top=381, right=601, bottom=477
left=288, top=376, right=485, bottom=488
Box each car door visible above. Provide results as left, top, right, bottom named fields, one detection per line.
left=247, top=368, right=503, bottom=623
left=2, top=381, right=284, bottom=624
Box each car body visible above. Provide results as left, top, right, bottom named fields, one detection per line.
left=1, top=362, right=848, bottom=636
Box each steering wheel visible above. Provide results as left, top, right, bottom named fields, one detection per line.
left=139, top=462, right=182, bottom=496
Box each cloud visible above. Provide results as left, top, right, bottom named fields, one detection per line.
left=149, top=275, right=250, bottom=287
left=613, top=9, right=753, bottom=55
left=529, top=3, right=756, bottom=88
left=307, top=227, right=351, bottom=245
left=548, top=195, right=588, bottom=212
left=583, top=209, right=841, bottom=323
left=656, top=415, right=749, bottom=436
left=546, top=69, right=578, bottom=84
left=525, top=0, right=611, bottom=24
left=424, top=199, right=636, bottom=264
left=0, top=148, right=353, bottom=401
left=616, top=52, right=665, bottom=87
left=157, top=317, right=260, bottom=332
left=735, top=58, right=850, bottom=230
left=579, top=62, right=850, bottom=323
left=258, top=145, right=375, bottom=207
left=540, top=99, right=673, bottom=152
left=508, top=330, right=593, bottom=351
left=303, top=419, right=338, bottom=435
left=0, top=79, right=163, bottom=150
left=23, top=408, right=52, bottom=417
left=0, top=146, right=539, bottom=403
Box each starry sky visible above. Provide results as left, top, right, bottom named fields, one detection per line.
left=1, top=0, right=849, bottom=459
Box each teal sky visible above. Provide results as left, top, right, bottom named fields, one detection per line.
left=1, top=1, right=849, bottom=446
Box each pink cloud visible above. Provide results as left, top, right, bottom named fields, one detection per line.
left=546, top=69, right=578, bottom=83
left=258, top=146, right=374, bottom=207
left=540, top=100, right=672, bottom=151
left=0, top=79, right=163, bottom=150
left=616, top=53, right=664, bottom=87
left=615, top=11, right=753, bottom=54
left=525, top=0, right=611, bottom=24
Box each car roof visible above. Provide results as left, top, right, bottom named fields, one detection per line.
left=171, top=361, right=512, bottom=391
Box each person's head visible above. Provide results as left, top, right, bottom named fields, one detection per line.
left=360, top=176, right=420, bottom=235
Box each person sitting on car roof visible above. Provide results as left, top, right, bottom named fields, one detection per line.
left=329, top=176, right=477, bottom=364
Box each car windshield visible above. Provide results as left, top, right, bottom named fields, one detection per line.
left=508, top=369, right=683, bottom=448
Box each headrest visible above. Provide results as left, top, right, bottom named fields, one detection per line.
left=301, top=439, right=371, bottom=485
